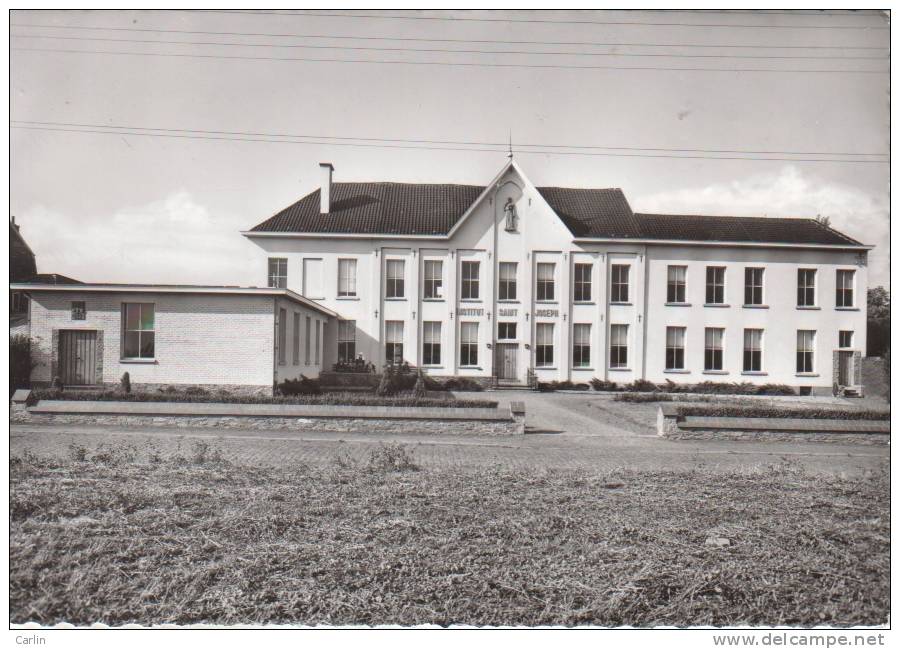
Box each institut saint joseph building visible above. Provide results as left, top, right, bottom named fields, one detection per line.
left=243, top=159, right=870, bottom=394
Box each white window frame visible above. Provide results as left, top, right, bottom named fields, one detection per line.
left=422, top=321, right=442, bottom=366
left=497, top=322, right=517, bottom=340
left=338, top=258, right=357, bottom=297
left=536, top=263, right=556, bottom=302
left=836, top=269, right=855, bottom=308
left=121, top=303, right=156, bottom=360
left=667, top=265, right=687, bottom=304
left=797, top=268, right=817, bottom=307
left=337, top=320, right=356, bottom=363
left=704, top=327, right=724, bottom=371
left=498, top=262, right=517, bottom=301
left=797, top=330, right=816, bottom=374
left=423, top=260, right=443, bottom=300
left=610, top=265, right=630, bottom=304
left=385, top=320, right=404, bottom=365
left=705, top=266, right=726, bottom=305
left=839, top=330, right=854, bottom=349
left=268, top=258, right=288, bottom=289
left=744, top=267, right=765, bottom=306
left=535, top=322, right=554, bottom=367
left=385, top=259, right=405, bottom=299
left=461, top=261, right=480, bottom=300
left=609, top=324, right=628, bottom=369
left=459, top=322, right=479, bottom=367
left=665, top=326, right=686, bottom=370
left=743, top=328, right=763, bottom=372
left=572, top=323, right=591, bottom=367
left=573, top=263, right=592, bottom=303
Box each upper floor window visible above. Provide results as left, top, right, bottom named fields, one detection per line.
left=797, top=330, right=815, bottom=373
left=386, top=320, right=404, bottom=365
left=609, top=324, right=628, bottom=369
left=706, top=266, right=725, bottom=304
left=498, top=322, right=517, bottom=340
left=744, top=267, right=764, bottom=306
left=498, top=262, right=517, bottom=301
left=610, top=265, right=630, bottom=303
left=337, top=320, right=356, bottom=363
left=573, top=263, right=592, bottom=302
left=704, top=327, right=724, bottom=371
left=461, top=261, right=480, bottom=300
left=665, top=326, right=685, bottom=370
left=121, top=303, right=155, bottom=359
left=385, top=259, right=405, bottom=298
left=572, top=323, right=591, bottom=367
left=839, top=330, right=854, bottom=349
left=535, top=323, right=554, bottom=367
left=423, top=260, right=443, bottom=299
left=459, top=322, right=479, bottom=367
left=797, top=269, right=816, bottom=307
left=422, top=321, right=441, bottom=365
left=667, top=265, right=687, bottom=304
left=338, top=259, right=357, bottom=297
left=268, top=258, right=287, bottom=289
left=302, top=258, right=323, bottom=299
left=743, top=328, right=763, bottom=372
left=536, top=263, right=555, bottom=301
left=836, top=269, right=855, bottom=307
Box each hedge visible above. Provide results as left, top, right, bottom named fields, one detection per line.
left=676, top=405, right=889, bottom=421
left=30, top=389, right=498, bottom=410
left=614, top=393, right=673, bottom=403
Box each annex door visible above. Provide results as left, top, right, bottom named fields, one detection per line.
left=496, top=343, right=518, bottom=381
left=59, top=330, right=98, bottom=386
left=837, top=350, right=853, bottom=386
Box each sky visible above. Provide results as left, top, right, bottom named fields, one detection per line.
left=10, top=9, right=891, bottom=288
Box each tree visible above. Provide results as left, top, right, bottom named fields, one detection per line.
left=867, top=287, right=890, bottom=357
left=814, top=214, right=832, bottom=228
left=868, top=286, right=890, bottom=319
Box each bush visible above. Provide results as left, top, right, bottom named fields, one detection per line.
left=120, top=372, right=132, bottom=394
left=615, top=393, right=673, bottom=403
left=590, top=378, right=618, bottom=392
left=676, top=405, right=889, bottom=421
left=755, top=383, right=796, bottom=396
left=376, top=365, right=398, bottom=396
left=624, top=379, right=658, bottom=393
left=414, top=370, right=427, bottom=399
left=277, top=376, right=321, bottom=396
left=10, top=334, right=36, bottom=395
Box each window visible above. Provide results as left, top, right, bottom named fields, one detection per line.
left=386, top=260, right=405, bottom=298
left=498, top=322, right=517, bottom=340
left=536, top=263, right=555, bottom=301
left=268, top=258, right=288, bottom=289
left=574, top=263, right=592, bottom=302
left=338, top=259, right=357, bottom=297
left=610, top=265, right=630, bottom=303
left=337, top=320, right=356, bottom=363
left=743, top=329, right=763, bottom=372
left=705, top=266, right=725, bottom=304
left=304, top=316, right=311, bottom=364
left=292, top=312, right=300, bottom=364
left=797, top=330, right=815, bottom=373
left=666, top=266, right=687, bottom=304
left=704, top=328, right=724, bottom=371
left=385, top=321, right=404, bottom=364
left=797, top=269, right=816, bottom=307
left=460, top=322, right=479, bottom=367
left=609, top=324, right=628, bottom=368
left=277, top=308, right=287, bottom=364
left=839, top=330, right=854, bottom=349
left=302, top=258, right=323, bottom=298
left=836, top=270, right=855, bottom=307
left=572, top=323, right=591, bottom=367
left=535, top=323, right=554, bottom=367
left=315, top=320, right=320, bottom=365
left=422, top=321, right=441, bottom=365
left=665, top=326, right=686, bottom=370
left=122, top=303, right=155, bottom=359
left=423, top=260, right=443, bottom=299
left=498, top=262, right=517, bottom=301
left=744, top=268, right=764, bottom=305
left=461, top=261, right=480, bottom=300
left=71, top=301, right=86, bottom=320
left=10, top=292, right=28, bottom=315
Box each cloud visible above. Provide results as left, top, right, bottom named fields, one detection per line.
left=20, top=192, right=263, bottom=285
left=632, top=166, right=890, bottom=288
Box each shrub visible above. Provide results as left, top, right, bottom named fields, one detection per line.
left=590, top=378, right=618, bottom=392
left=277, top=376, right=321, bottom=396
left=573, top=383, right=590, bottom=391
left=624, top=379, right=658, bottom=393
left=366, top=443, right=419, bottom=472
left=414, top=370, right=427, bottom=399
left=184, top=386, right=209, bottom=397
left=376, top=365, right=397, bottom=396
left=676, top=405, right=889, bottom=421
left=755, top=383, right=796, bottom=396
left=615, top=393, right=673, bottom=403
left=120, top=372, right=132, bottom=394
left=10, top=334, right=36, bottom=395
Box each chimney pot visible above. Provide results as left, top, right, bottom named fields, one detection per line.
left=319, top=163, right=334, bottom=214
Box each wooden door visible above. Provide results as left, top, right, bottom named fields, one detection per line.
left=59, top=330, right=98, bottom=385
left=497, top=343, right=518, bottom=380
left=838, top=350, right=853, bottom=386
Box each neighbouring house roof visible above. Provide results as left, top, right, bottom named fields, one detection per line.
left=10, top=222, right=37, bottom=281
left=9, top=283, right=337, bottom=318
left=246, top=181, right=867, bottom=248
left=21, top=273, right=83, bottom=285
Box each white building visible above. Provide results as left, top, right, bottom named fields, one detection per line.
left=244, top=160, right=870, bottom=394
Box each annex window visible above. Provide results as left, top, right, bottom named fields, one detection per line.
left=337, top=320, right=356, bottom=363
left=122, top=303, right=155, bottom=359
left=338, top=258, right=357, bottom=297
left=315, top=320, right=321, bottom=365
left=743, top=329, right=763, bottom=372
left=459, top=322, right=479, bottom=367
left=536, top=263, right=555, bottom=301
left=497, top=322, right=517, bottom=340
left=268, top=258, right=288, bottom=289
left=423, top=260, right=443, bottom=299
left=666, top=265, right=687, bottom=304
left=385, top=260, right=405, bottom=299
left=292, top=312, right=301, bottom=365
left=665, top=326, right=686, bottom=371
left=572, top=323, right=591, bottom=368
left=797, top=269, right=816, bottom=307
left=705, top=266, right=725, bottom=305
left=422, top=321, right=441, bottom=366
left=304, top=316, right=311, bottom=364
left=535, top=323, right=554, bottom=367
left=498, top=262, right=517, bottom=301
left=610, top=265, right=630, bottom=303
left=385, top=320, right=404, bottom=365
left=836, top=270, right=855, bottom=307
left=277, top=308, right=287, bottom=365
left=609, top=324, right=628, bottom=369
left=10, top=292, right=28, bottom=315
left=71, top=301, right=86, bottom=320
left=461, top=261, right=480, bottom=300
left=704, top=327, right=724, bottom=371
left=797, top=330, right=816, bottom=374
left=744, top=268, right=764, bottom=306
left=839, top=330, right=854, bottom=349
left=573, top=263, right=592, bottom=302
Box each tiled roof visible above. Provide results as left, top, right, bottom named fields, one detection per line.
left=26, top=273, right=82, bottom=285
left=10, top=223, right=37, bottom=281
left=535, top=187, right=639, bottom=238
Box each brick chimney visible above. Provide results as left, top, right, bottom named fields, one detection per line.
left=319, top=163, right=334, bottom=214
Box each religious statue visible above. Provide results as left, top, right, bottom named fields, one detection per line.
left=503, top=197, right=518, bottom=232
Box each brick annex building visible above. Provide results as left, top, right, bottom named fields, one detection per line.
left=14, top=160, right=871, bottom=395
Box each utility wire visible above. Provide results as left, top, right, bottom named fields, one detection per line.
left=12, top=47, right=888, bottom=74
left=11, top=22, right=889, bottom=51
left=11, top=33, right=888, bottom=61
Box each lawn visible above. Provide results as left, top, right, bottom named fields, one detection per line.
left=10, top=441, right=889, bottom=627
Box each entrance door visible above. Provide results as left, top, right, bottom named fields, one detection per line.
left=496, top=343, right=518, bottom=381
left=838, top=350, right=853, bottom=386
left=59, top=330, right=98, bottom=385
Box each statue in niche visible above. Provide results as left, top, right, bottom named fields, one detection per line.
left=503, top=197, right=518, bottom=232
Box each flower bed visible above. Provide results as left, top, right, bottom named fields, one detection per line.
left=591, top=378, right=796, bottom=396
left=676, top=405, right=889, bottom=421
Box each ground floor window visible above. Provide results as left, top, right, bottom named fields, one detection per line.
left=797, top=330, right=815, bottom=373
left=535, top=323, right=554, bottom=367
left=337, top=320, right=356, bottom=363
left=665, top=326, right=685, bottom=370
left=572, top=323, right=590, bottom=367
left=292, top=312, right=301, bottom=364
left=423, top=321, right=441, bottom=365
left=459, top=322, right=478, bottom=367
left=497, top=322, right=516, bottom=340
left=609, top=324, right=628, bottom=369
left=385, top=320, right=404, bottom=365
left=839, top=330, right=854, bottom=349
left=122, top=303, right=155, bottom=359
left=743, top=329, right=763, bottom=372
left=704, top=327, right=724, bottom=371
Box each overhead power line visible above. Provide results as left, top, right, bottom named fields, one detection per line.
left=11, top=21, right=890, bottom=51
left=12, top=46, right=888, bottom=74
left=11, top=33, right=888, bottom=61
left=10, top=122, right=889, bottom=164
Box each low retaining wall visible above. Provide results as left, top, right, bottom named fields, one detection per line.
left=10, top=397, right=525, bottom=436
left=657, top=404, right=889, bottom=445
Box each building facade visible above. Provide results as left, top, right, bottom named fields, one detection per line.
left=244, top=161, right=870, bottom=393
